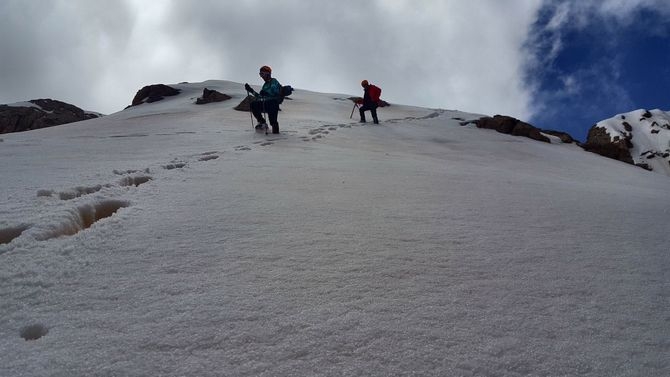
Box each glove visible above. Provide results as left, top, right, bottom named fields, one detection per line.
left=244, top=83, right=253, bottom=93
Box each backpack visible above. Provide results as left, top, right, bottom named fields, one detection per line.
left=368, top=84, right=382, bottom=104
left=278, top=85, right=293, bottom=104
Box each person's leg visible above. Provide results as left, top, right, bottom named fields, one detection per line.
left=250, top=100, right=266, bottom=124
left=359, top=105, right=368, bottom=122
left=266, top=100, right=280, bottom=134
left=371, top=106, right=379, bottom=124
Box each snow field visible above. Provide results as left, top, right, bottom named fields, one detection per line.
left=1, top=81, right=669, bottom=376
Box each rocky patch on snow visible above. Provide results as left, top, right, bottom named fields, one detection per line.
left=583, top=109, right=670, bottom=175
left=0, top=99, right=101, bottom=134
left=195, top=88, right=231, bottom=105
left=130, top=84, right=181, bottom=107
left=472, top=115, right=575, bottom=144
left=234, top=95, right=254, bottom=112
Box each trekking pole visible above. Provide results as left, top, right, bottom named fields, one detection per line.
left=349, top=102, right=359, bottom=119
left=262, top=98, right=268, bottom=135
left=246, top=90, right=254, bottom=129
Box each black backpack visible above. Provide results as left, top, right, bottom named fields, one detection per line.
left=278, top=85, right=293, bottom=104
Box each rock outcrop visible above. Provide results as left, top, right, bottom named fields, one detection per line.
left=195, top=88, right=232, bottom=105
left=234, top=95, right=255, bottom=112
left=582, top=109, right=670, bottom=175
left=581, top=125, right=634, bottom=165
left=0, top=99, right=100, bottom=134
left=474, top=115, right=556, bottom=143
left=130, top=84, right=181, bottom=107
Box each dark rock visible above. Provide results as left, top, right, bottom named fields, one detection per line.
left=636, top=163, right=652, bottom=171
left=234, top=95, right=255, bottom=112
left=622, top=122, right=632, bottom=132
left=582, top=126, right=634, bottom=165
left=651, top=129, right=660, bottom=134
left=131, top=84, right=180, bottom=106
left=195, top=88, right=232, bottom=105
left=642, top=110, right=653, bottom=118
left=474, top=115, right=551, bottom=143
left=0, top=99, right=100, bottom=134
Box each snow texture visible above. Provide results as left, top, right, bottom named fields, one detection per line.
left=1, top=81, right=669, bottom=376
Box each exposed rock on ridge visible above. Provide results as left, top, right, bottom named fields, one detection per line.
left=130, top=84, right=181, bottom=107
left=473, top=115, right=575, bottom=144
left=0, top=99, right=100, bottom=134
left=582, top=109, right=670, bottom=175
left=196, top=88, right=232, bottom=105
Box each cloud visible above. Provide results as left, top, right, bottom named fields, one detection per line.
left=1, top=0, right=542, bottom=119
left=0, top=0, right=136, bottom=111
left=524, top=0, right=670, bottom=139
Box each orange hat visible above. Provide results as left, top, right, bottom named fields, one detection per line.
left=260, top=65, right=272, bottom=74
left=361, top=80, right=369, bottom=87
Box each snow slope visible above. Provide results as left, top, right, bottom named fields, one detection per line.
left=596, top=108, right=670, bottom=176
left=1, top=80, right=669, bottom=376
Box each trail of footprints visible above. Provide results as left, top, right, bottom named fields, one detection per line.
left=1, top=124, right=326, bottom=247
left=4, top=114, right=450, bottom=344
left=2, top=115, right=450, bottom=342
left=1, top=124, right=332, bottom=246
left=0, top=151, right=225, bottom=249
left=2, top=116, right=443, bottom=248
left=2, top=114, right=448, bottom=248
left=0, top=149, right=229, bottom=342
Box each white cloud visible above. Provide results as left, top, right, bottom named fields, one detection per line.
left=1, top=0, right=543, bottom=119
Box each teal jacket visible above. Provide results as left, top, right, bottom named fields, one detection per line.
left=257, top=78, right=281, bottom=100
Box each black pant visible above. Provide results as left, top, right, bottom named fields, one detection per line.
left=251, top=98, right=280, bottom=133
left=359, top=103, right=379, bottom=124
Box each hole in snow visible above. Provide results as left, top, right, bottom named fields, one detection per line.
left=20, top=323, right=49, bottom=341
left=37, top=200, right=130, bottom=240
left=36, top=189, right=55, bottom=198
left=163, top=162, right=186, bottom=170
left=198, top=154, right=219, bottom=161
left=78, top=200, right=130, bottom=230
left=119, top=175, right=152, bottom=187
left=0, top=224, right=31, bottom=245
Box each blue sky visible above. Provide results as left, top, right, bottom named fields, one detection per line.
left=525, top=1, right=670, bottom=140
left=0, top=1, right=669, bottom=142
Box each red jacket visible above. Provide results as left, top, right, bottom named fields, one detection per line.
left=361, top=84, right=381, bottom=106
